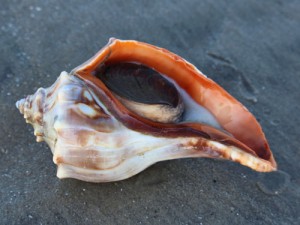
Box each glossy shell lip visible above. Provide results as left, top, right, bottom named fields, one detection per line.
left=72, top=38, right=277, bottom=172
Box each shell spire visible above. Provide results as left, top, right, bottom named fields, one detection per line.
left=16, top=88, right=46, bottom=142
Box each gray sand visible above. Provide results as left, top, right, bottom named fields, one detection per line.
left=1, top=0, right=299, bottom=224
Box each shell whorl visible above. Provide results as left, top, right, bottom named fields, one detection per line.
left=17, top=71, right=117, bottom=151
left=16, top=87, right=46, bottom=142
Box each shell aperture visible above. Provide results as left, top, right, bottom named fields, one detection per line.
left=94, top=62, right=184, bottom=123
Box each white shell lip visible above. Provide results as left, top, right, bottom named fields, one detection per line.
left=15, top=39, right=277, bottom=183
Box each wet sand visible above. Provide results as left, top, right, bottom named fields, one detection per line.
left=1, top=1, right=299, bottom=224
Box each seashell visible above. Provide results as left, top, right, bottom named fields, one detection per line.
left=16, top=38, right=277, bottom=182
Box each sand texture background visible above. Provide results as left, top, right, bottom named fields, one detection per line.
left=1, top=0, right=299, bottom=224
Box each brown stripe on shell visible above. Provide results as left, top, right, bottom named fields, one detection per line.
left=54, top=106, right=114, bottom=134
left=53, top=148, right=124, bottom=170
left=56, top=128, right=118, bottom=147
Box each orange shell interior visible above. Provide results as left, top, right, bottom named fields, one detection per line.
left=73, top=38, right=276, bottom=169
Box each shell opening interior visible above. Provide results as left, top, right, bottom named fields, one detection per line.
left=93, top=61, right=222, bottom=129
left=72, top=39, right=276, bottom=165
left=165, top=73, right=223, bottom=130
left=95, top=62, right=180, bottom=107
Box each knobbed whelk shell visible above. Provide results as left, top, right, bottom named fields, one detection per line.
left=16, top=38, right=277, bottom=182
